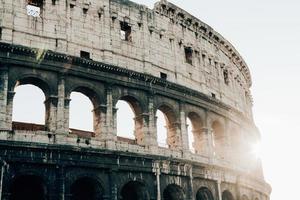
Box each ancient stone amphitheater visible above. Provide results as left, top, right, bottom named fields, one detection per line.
left=0, top=0, right=271, bottom=200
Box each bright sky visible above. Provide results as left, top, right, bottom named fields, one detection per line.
left=11, top=1, right=300, bottom=200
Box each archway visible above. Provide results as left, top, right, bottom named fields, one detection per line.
left=13, top=85, right=46, bottom=126
left=69, top=92, right=94, bottom=133
left=121, top=181, right=150, bottom=200
left=222, top=190, right=234, bottom=200
left=10, top=175, right=46, bottom=200
left=69, top=87, right=101, bottom=137
left=163, top=184, right=185, bottom=200
left=212, top=121, right=226, bottom=158
left=241, top=195, right=249, bottom=200
left=116, top=96, right=143, bottom=145
left=156, top=105, right=178, bottom=149
left=187, top=112, right=204, bottom=154
left=196, top=187, right=214, bottom=200
left=156, top=109, right=168, bottom=147
left=70, top=177, right=103, bottom=200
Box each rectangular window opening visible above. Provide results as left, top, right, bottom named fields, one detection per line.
left=185, top=47, right=193, bottom=65
left=80, top=51, right=90, bottom=59
left=202, top=54, right=206, bottom=65
left=27, top=0, right=43, bottom=7
left=211, top=93, right=216, bottom=99
left=120, top=21, right=132, bottom=42
left=223, top=69, right=229, bottom=85
left=160, top=72, right=167, bottom=80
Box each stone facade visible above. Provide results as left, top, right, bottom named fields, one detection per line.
left=0, top=0, right=270, bottom=200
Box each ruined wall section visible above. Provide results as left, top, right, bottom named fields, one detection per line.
left=0, top=0, right=253, bottom=119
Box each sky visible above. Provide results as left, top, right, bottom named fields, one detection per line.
left=11, top=1, right=300, bottom=200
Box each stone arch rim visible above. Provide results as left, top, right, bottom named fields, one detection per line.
left=9, top=73, right=53, bottom=98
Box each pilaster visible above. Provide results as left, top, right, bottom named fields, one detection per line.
left=45, top=96, right=58, bottom=132
left=0, top=67, right=8, bottom=130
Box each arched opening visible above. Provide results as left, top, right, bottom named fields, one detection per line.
left=222, top=190, right=234, bottom=200
left=12, top=76, right=50, bottom=131
left=121, top=181, right=150, bottom=200
left=187, top=112, right=204, bottom=154
left=241, top=195, right=249, bottom=200
left=196, top=187, right=214, bottom=200
left=70, top=177, right=103, bottom=200
left=212, top=121, right=226, bottom=158
left=163, top=184, right=185, bottom=200
left=10, top=175, right=46, bottom=200
left=116, top=96, right=143, bottom=145
left=156, top=105, right=178, bottom=149
left=156, top=109, right=168, bottom=148
left=186, top=117, right=195, bottom=152
left=69, top=92, right=94, bottom=137
left=13, top=85, right=46, bottom=127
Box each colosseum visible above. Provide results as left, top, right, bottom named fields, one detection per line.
left=0, top=0, right=271, bottom=200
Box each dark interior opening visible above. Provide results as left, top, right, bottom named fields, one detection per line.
left=120, top=21, right=132, bottom=42
left=80, top=51, right=91, bottom=59
left=71, top=177, right=103, bottom=200
left=185, top=47, right=193, bottom=65
left=10, top=175, right=46, bottom=200
left=121, top=181, right=150, bottom=200
left=163, top=184, right=185, bottom=200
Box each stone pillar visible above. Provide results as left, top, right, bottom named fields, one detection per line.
left=0, top=67, right=8, bottom=130
left=57, top=166, right=65, bottom=200
left=144, top=95, right=158, bottom=148
left=99, top=87, right=116, bottom=141
left=202, top=128, right=214, bottom=157
left=109, top=169, right=118, bottom=200
left=0, top=161, right=7, bottom=200
left=188, top=165, right=194, bottom=200
left=133, top=114, right=145, bottom=145
left=5, top=91, right=15, bottom=131
left=56, top=75, right=68, bottom=134
left=92, top=106, right=102, bottom=137
left=63, top=98, right=71, bottom=134
left=45, top=96, right=58, bottom=132
left=179, top=103, right=189, bottom=152
left=204, top=111, right=215, bottom=160
left=167, top=122, right=182, bottom=149
left=154, top=164, right=161, bottom=200
left=217, top=180, right=222, bottom=200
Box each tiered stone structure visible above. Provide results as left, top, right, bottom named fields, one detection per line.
left=0, top=0, right=271, bottom=200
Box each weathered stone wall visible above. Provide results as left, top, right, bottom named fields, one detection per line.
left=0, top=0, right=253, bottom=118
left=0, top=0, right=271, bottom=199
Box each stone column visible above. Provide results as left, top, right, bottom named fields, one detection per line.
left=0, top=67, right=8, bottom=130
left=57, top=165, right=65, bottom=200
left=167, top=122, right=182, bottom=149
left=92, top=106, right=102, bottom=137
left=45, top=96, right=58, bottom=132
left=5, top=91, right=15, bottom=131
left=204, top=111, right=215, bottom=160
left=145, top=95, right=158, bottom=148
left=217, top=180, right=222, bottom=200
left=154, top=164, right=161, bottom=200
left=136, top=95, right=158, bottom=147
left=55, top=75, right=68, bottom=134
left=63, top=98, right=71, bottom=134
left=0, top=160, right=7, bottom=200
left=179, top=103, right=189, bottom=152
left=99, top=87, right=116, bottom=141
left=109, top=169, right=118, bottom=200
